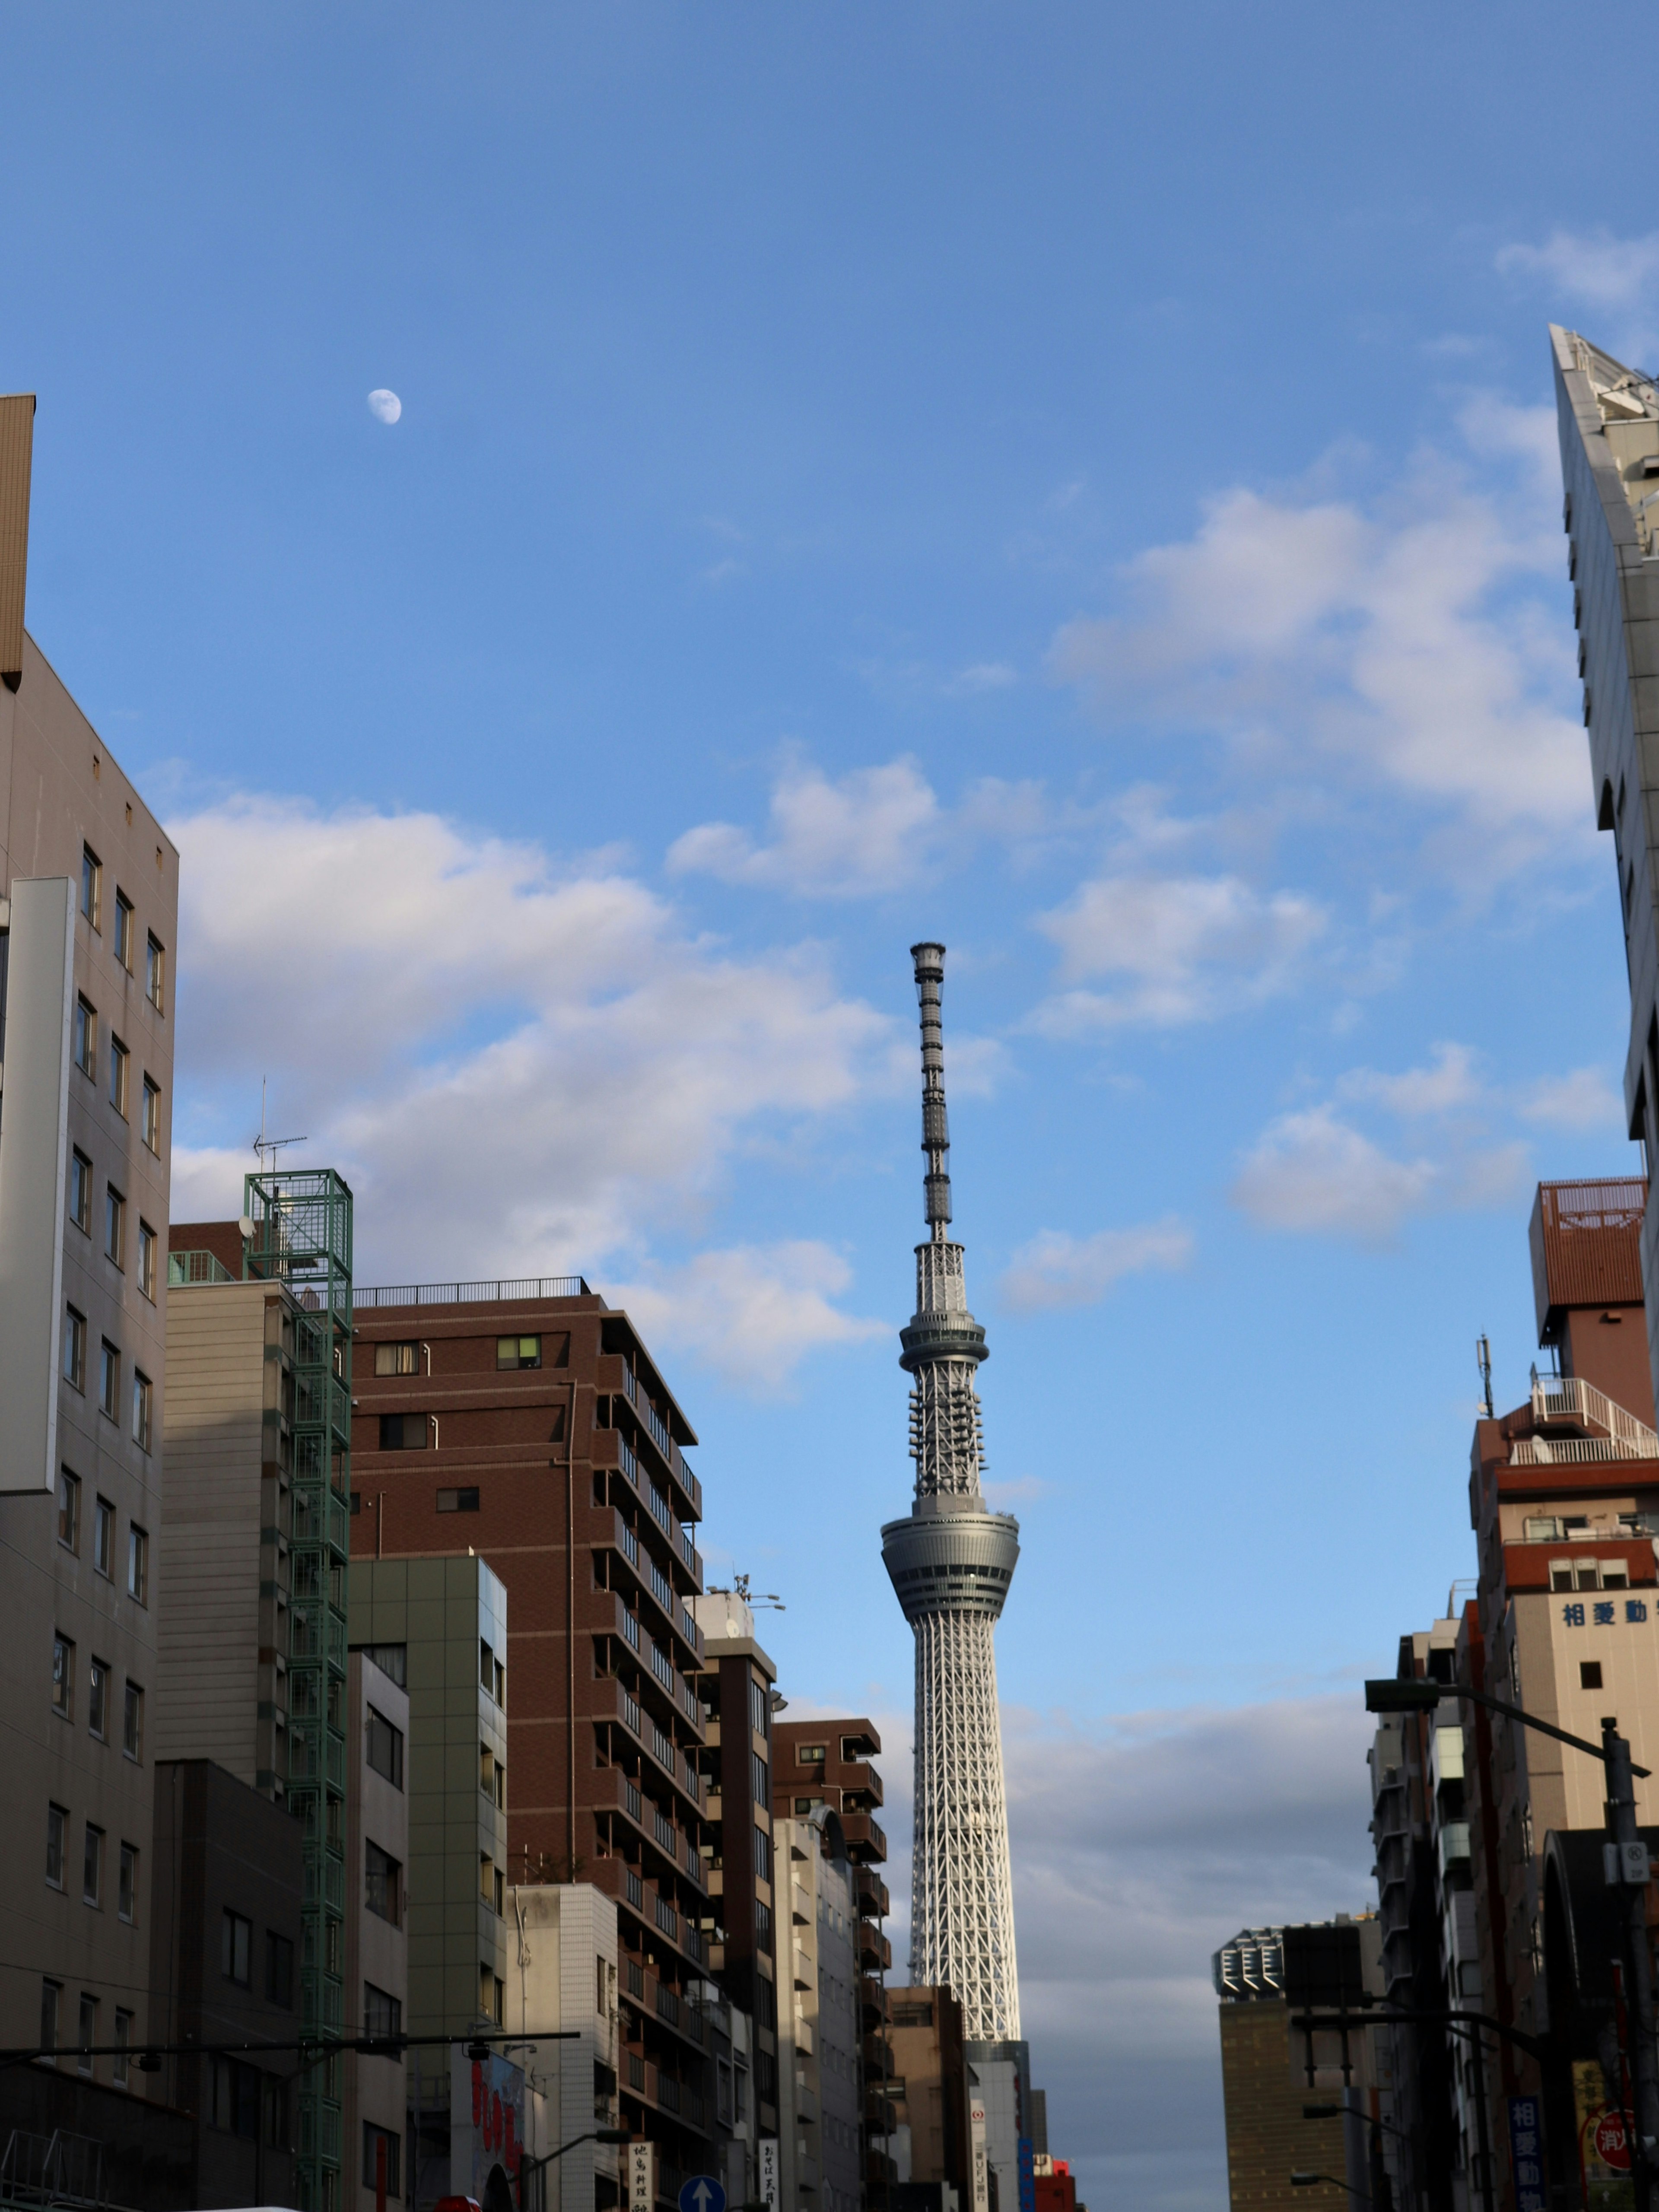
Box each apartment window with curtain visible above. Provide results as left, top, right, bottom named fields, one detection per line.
left=114, top=892, right=133, bottom=970
left=99, top=1343, right=119, bottom=1420
left=123, top=1681, right=144, bottom=1762
left=52, top=1636, right=74, bottom=1721
left=46, top=1805, right=66, bottom=1888
left=68, top=1151, right=91, bottom=1234
left=73, top=998, right=96, bottom=1080
left=145, top=934, right=165, bottom=1013
left=105, top=1186, right=125, bottom=1268
left=82, top=1825, right=102, bottom=1907
left=108, top=1039, right=128, bottom=1118
left=141, top=1077, right=160, bottom=1154
left=138, top=1222, right=157, bottom=1302
left=131, top=1372, right=152, bottom=1453
left=63, top=1309, right=86, bottom=1392
left=80, top=846, right=101, bottom=930
left=57, top=1469, right=80, bottom=1552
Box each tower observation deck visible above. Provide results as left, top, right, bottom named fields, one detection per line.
left=881, top=941, right=1021, bottom=2041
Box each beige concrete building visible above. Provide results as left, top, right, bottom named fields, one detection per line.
left=507, top=1883, right=622, bottom=2212
left=774, top=1808, right=864, bottom=2212
left=158, top=1256, right=300, bottom=1796
left=346, top=1650, right=411, bottom=2212
left=0, top=391, right=180, bottom=2089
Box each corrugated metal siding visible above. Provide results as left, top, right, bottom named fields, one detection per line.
left=0, top=393, right=35, bottom=685
left=1530, top=1176, right=1647, bottom=1338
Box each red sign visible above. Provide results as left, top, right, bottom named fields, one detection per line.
left=1595, top=2111, right=1632, bottom=2173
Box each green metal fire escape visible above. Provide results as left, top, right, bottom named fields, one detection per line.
left=245, top=1168, right=353, bottom=2212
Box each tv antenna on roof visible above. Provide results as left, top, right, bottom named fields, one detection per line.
left=1476, top=1334, right=1495, bottom=1420
left=252, top=1076, right=307, bottom=1173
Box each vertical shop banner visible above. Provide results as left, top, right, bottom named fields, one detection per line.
left=1507, top=2095, right=1546, bottom=2212
left=451, top=2050, right=526, bottom=2208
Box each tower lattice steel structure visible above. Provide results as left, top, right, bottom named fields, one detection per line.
left=881, top=942, right=1021, bottom=2040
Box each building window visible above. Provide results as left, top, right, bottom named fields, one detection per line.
left=105, top=1185, right=125, bottom=1266
left=480, top=1968, right=504, bottom=2025
left=210, top=2056, right=260, bottom=2138
left=131, top=1371, right=152, bottom=1453
left=374, top=1341, right=419, bottom=1376
left=222, top=1909, right=252, bottom=1985
left=57, top=1468, right=80, bottom=1553
left=73, top=996, right=96, bottom=1080
left=108, top=1039, right=129, bottom=1118
left=114, top=892, right=133, bottom=970
left=127, top=1526, right=148, bottom=1605
left=363, top=2125, right=401, bottom=2198
left=113, top=2010, right=132, bottom=2088
left=750, top=1678, right=770, bottom=1737
left=798, top=1743, right=826, bottom=1768
left=481, top=1856, right=504, bottom=1915
left=138, top=1222, right=157, bottom=1302
left=46, top=1805, right=66, bottom=1889
left=365, top=1842, right=401, bottom=1926
left=365, top=1643, right=407, bottom=1687
left=99, top=1341, right=119, bottom=1419
left=63, top=1308, right=86, bottom=1392
left=40, top=1982, right=60, bottom=2058
left=752, top=1751, right=768, bottom=1803
left=1582, top=1660, right=1604, bottom=1690
left=756, top=1901, right=772, bottom=1946
left=145, top=934, right=165, bottom=1013
left=366, top=1707, right=404, bottom=1789
left=266, top=1931, right=294, bottom=2008
left=52, top=1636, right=74, bottom=1721
left=76, top=1994, right=97, bottom=2076
left=83, top=1825, right=103, bottom=1907
left=81, top=846, right=101, bottom=930
left=69, top=1151, right=92, bottom=1234
left=118, top=1843, right=137, bottom=1923
left=89, top=1659, right=108, bottom=1740
left=753, top=1829, right=771, bottom=1885
left=437, top=1486, right=479, bottom=1513
left=379, top=1413, right=429, bottom=1451
left=141, top=1077, right=160, bottom=1154
left=363, top=1983, right=402, bottom=2041
left=497, top=1334, right=542, bottom=1370
left=122, top=1681, right=143, bottom=1763
left=93, top=1498, right=113, bottom=1578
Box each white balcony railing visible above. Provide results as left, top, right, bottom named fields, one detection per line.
left=1525, top=1374, right=1659, bottom=1461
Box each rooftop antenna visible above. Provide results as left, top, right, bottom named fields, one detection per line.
left=252, top=1075, right=308, bottom=1174
left=709, top=1572, right=785, bottom=1612
left=1476, top=1334, right=1495, bottom=1420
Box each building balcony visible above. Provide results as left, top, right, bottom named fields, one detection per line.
left=862, top=2033, right=893, bottom=2076
left=855, top=1868, right=890, bottom=1920
left=864, top=2092, right=898, bottom=2133
left=839, top=1812, right=887, bottom=1865
left=832, top=1761, right=885, bottom=1809
left=866, top=2151, right=899, bottom=2189
left=858, top=1976, right=888, bottom=2027
left=856, top=1926, right=892, bottom=1973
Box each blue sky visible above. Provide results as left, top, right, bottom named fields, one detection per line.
left=3, top=6, right=1653, bottom=2204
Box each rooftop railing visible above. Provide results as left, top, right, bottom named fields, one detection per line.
left=356, top=1275, right=589, bottom=1309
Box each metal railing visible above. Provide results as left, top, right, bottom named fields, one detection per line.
left=168, top=1249, right=235, bottom=1286
left=356, top=1276, right=589, bottom=1309
left=1531, top=1373, right=1659, bottom=1458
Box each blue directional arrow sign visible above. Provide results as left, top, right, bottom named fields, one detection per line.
left=679, top=2180, right=725, bottom=2212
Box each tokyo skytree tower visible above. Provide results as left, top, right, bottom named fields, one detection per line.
left=881, top=942, right=1022, bottom=2041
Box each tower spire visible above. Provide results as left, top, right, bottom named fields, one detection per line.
left=913, top=940, right=952, bottom=1243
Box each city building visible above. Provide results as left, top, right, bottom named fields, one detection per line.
left=880, top=944, right=1021, bottom=2046
left=770, top=1718, right=893, bottom=2205
left=0, top=393, right=180, bottom=2138
left=1549, top=329, right=1659, bottom=1413
left=504, top=1881, right=622, bottom=2212
left=1211, top=1925, right=1374, bottom=2212
left=344, top=1649, right=410, bottom=2212
left=690, top=1583, right=782, bottom=2199
left=147, top=1758, right=305, bottom=2208
left=773, top=1807, right=867, bottom=2212
left=1452, top=1176, right=1659, bottom=2206
left=879, top=1985, right=970, bottom=2212
left=349, top=1279, right=713, bottom=2201
left=166, top=1172, right=356, bottom=2212
left=348, top=1552, right=510, bottom=2202
left=1030, top=2156, right=1077, bottom=2212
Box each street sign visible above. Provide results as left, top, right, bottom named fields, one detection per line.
left=679, top=2180, right=726, bottom=2212
left=758, top=2141, right=779, bottom=2211
left=629, top=2142, right=656, bottom=2212
left=1594, top=2110, right=1632, bottom=2174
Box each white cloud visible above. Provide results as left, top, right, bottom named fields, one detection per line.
left=1231, top=1103, right=1527, bottom=1243
left=1000, top=1219, right=1194, bottom=1312
left=167, top=794, right=894, bottom=1370
left=668, top=756, right=941, bottom=896
left=1519, top=1065, right=1626, bottom=1131
left=1048, top=448, right=1588, bottom=874
left=668, top=753, right=1053, bottom=899
left=1030, top=873, right=1327, bottom=1030
left=605, top=1242, right=887, bottom=1396
left=948, top=661, right=1017, bottom=694
left=1337, top=1040, right=1483, bottom=1116
left=982, top=1474, right=1054, bottom=1507
left=1497, top=228, right=1659, bottom=314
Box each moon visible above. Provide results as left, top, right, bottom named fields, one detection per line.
left=367, top=389, right=402, bottom=425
